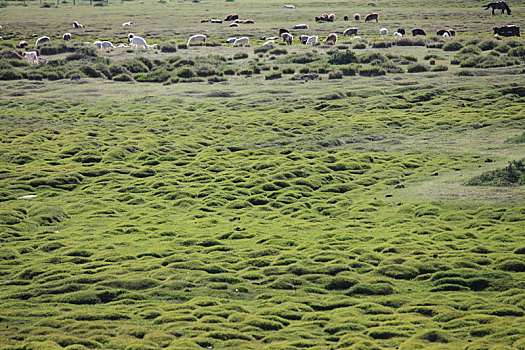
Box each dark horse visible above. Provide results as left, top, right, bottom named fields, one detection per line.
left=484, top=1, right=511, bottom=15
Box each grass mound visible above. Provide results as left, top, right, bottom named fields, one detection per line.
left=466, top=159, right=525, bottom=186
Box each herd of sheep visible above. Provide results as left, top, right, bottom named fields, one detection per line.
left=1, top=3, right=520, bottom=65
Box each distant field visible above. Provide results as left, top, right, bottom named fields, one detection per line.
left=1, top=0, right=525, bottom=349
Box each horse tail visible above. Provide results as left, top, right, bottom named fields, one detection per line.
left=483, top=4, right=490, bottom=9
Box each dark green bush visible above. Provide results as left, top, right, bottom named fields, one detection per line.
left=269, top=48, right=288, bottom=55
left=0, top=69, right=23, bottom=80
left=134, top=68, right=170, bottom=82
left=372, top=41, right=392, bottom=48
left=352, top=42, right=367, bottom=49
left=443, top=41, right=463, bottom=51
left=79, top=65, right=103, bottom=78
left=328, top=50, right=358, bottom=64
left=358, top=66, right=386, bottom=76
left=233, top=52, right=248, bottom=60
left=508, top=46, right=525, bottom=57
left=466, top=159, right=525, bottom=186
left=122, top=58, right=150, bottom=73
left=407, top=63, right=429, bottom=73
left=328, top=70, right=343, bottom=79
left=113, top=73, right=133, bottom=81
left=177, top=67, right=196, bottom=78
left=161, top=43, right=177, bottom=52
left=265, top=71, right=282, bottom=80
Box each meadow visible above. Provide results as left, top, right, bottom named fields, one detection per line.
left=1, top=0, right=525, bottom=348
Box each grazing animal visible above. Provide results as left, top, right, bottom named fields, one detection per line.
left=315, top=13, right=330, bottom=22
left=0, top=37, right=2, bottom=40
left=23, top=51, right=38, bottom=64
left=263, top=40, right=275, bottom=46
left=283, top=5, right=295, bottom=9
left=292, top=24, right=309, bottom=29
left=267, top=36, right=279, bottom=40
left=352, top=36, right=362, bottom=40
left=122, top=21, right=133, bottom=26
left=187, top=34, right=206, bottom=47
left=279, top=28, right=290, bottom=36
left=394, top=32, right=403, bottom=38
left=328, top=14, right=335, bottom=22
left=323, top=33, right=338, bottom=45
left=18, top=40, right=29, bottom=48
left=201, top=19, right=210, bottom=23
left=281, top=32, right=293, bottom=45
left=0, top=24, right=2, bottom=30
left=130, top=36, right=157, bottom=49
left=344, top=15, right=349, bottom=21
left=73, top=21, right=84, bottom=29
left=245, top=19, right=255, bottom=24
left=224, top=14, right=239, bottom=21
left=443, top=32, right=450, bottom=37
left=484, top=1, right=511, bottom=15
left=437, top=29, right=455, bottom=36
left=101, top=40, right=116, bottom=51
left=63, top=33, right=71, bottom=41
left=229, top=22, right=239, bottom=27
left=380, top=28, right=388, bottom=35
left=211, top=19, right=222, bottom=23
left=493, top=25, right=520, bottom=36
left=233, top=36, right=249, bottom=46
left=226, top=37, right=237, bottom=43
left=343, top=27, right=358, bottom=36
left=117, top=43, right=130, bottom=48
left=35, top=36, right=50, bottom=46
left=306, top=35, right=318, bottom=45
left=412, top=28, right=426, bottom=36
left=299, top=34, right=309, bottom=44
left=93, top=40, right=103, bottom=49
left=397, top=28, right=406, bottom=35
left=354, top=13, right=360, bottom=20
left=128, top=33, right=135, bottom=40
left=365, top=13, right=378, bottom=22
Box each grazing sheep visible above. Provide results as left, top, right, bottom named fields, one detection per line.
left=354, top=13, right=360, bottom=20
left=267, top=36, right=279, bottom=40
left=282, top=4, right=295, bottom=8
left=35, top=36, right=50, bottom=46
left=73, top=21, right=84, bottom=29
left=101, top=40, right=116, bottom=51
left=23, top=51, right=39, bottom=64
left=130, top=36, right=157, bottom=49
left=244, top=19, right=255, bottom=24
left=229, top=22, right=239, bottom=27
left=210, top=19, right=222, bottom=23
left=201, top=18, right=210, bottom=23
left=344, top=15, right=349, bottom=21
left=233, top=37, right=249, bottom=46
left=299, top=34, right=309, bottom=44
left=306, top=35, right=318, bottom=45
left=412, top=28, right=426, bottom=36
left=93, top=40, right=103, bottom=49
left=365, top=13, right=378, bottom=22
left=397, top=28, right=406, bottom=35
left=442, top=32, right=450, bottom=37
left=437, top=29, right=455, bottom=36
left=328, top=13, right=335, bottom=22
left=279, top=28, right=290, bottom=36
left=122, top=21, right=133, bottom=26
left=323, top=33, right=338, bottom=45
left=18, top=41, right=29, bottom=48
left=263, top=40, right=275, bottom=47
left=224, top=14, right=239, bottom=21
left=63, top=33, right=71, bottom=41
left=343, top=27, right=358, bottom=36
left=281, top=32, right=293, bottom=45
left=128, top=33, right=135, bottom=41
left=292, top=24, right=309, bottom=29
left=352, top=36, right=362, bottom=40
left=117, top=43, right=130, bottom=48
left=187, top=34, right=207, bottom=47
left=394, top=32, right=403, bottom=38
left=226, top=37, right=237, bottom=43
left=380, top=28, right=388, bottom=35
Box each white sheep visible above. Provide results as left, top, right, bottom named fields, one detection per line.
left=226, top=37, right=237, bottom=43
left=130, top=36, right=157, bottom=49
left=23, top=51, right=39, bottom=64
left=122, top=21, right=133, bottom=27
left=187, top=34, right=206, bottom=47
left=443, top=32, right=450, bottom=37
left=93, top=40, right=103, bottom=49
left=117, top=43, right=130, bottom=48
left=73, top=21, right=84, bottom=29
left=233, top=37, right=249, bottom=46
left=352, top=36, right=362, bottom=40
left=282, top=4, right=295, bottom=8
left=394, top=32, right=403, bottom=38
left=306, top=35, right=318, bottom=45
left=35, top=36, right=50, bottom=46
left=380, top=28, right=388, bottom=35
left=101, top=40, right=116, bottom=50
left=263, top=40, right=274, bottom=46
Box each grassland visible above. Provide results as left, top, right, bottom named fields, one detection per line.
left=1, top=0, right=525, bottom=348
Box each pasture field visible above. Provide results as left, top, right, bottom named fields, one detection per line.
left=1, top=0, right=525, bottom=349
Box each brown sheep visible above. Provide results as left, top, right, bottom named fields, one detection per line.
left=281, top=32, right=293, bottom=45
left=323, top=33, right=338, bottom=45
left=343, top=28, right=358, bottom=36
left=224, top=14, right=239, bottom=21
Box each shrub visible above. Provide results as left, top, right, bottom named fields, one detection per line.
left=325, top=276, right=358, bottom=290
left=407, top=63, right=429, bottom=73
left=254, top=46, right=272, bottom=54
left=509, top=46, right=525, bottom=57
left=123, top=59, right=149, bottom=73
left=79, top=65, right=103, bottom=78
left=195, top=64, right=219, bottom=77
left=443, top=41, right=463, bottom=51
left=396, top=37, right=426, bottom=46
left=282, top=67, right=295, bottom=74
left=359, top=67, right=386, bottom=76
left=352, top=42, right=367, bottom=49
left=328, top=50, right=358, bottom=64
left=359, top=52, right=387, bottom=64
left=113, top=73, right=133, bottom=82
left=495, top=43, right=510, bottom=53
left=223, top=68, right=236, bottom=75
left=161, top=43, right=177, bottom=52
left=265, top=71, right=282, bottom=80
left=372, top=41, right=392, bottom=48
left=466, top=159, right=525, bottom=186
left=233, top=52, right=249, bottom=60
left=177, top=67, right=195, bottom=78
left=430, top=64, right=448, bottom=72
left=341, top=65, right=357, bottom=76
left=269, top=48, right=288, bottom=55
left=0, top=69, right=23, bottom=80
left=328, top=70, right=343, bottom=79
left=459, top=45, right=481, bottom=56
left=479, top=40, right=498, bottom=51
left=237, top=68, right=253, bottom=76
left=134, top=68, right=170, bottom=83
